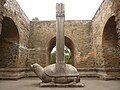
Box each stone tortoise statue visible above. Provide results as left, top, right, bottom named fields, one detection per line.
left=30, top=63, right=80, bottom=84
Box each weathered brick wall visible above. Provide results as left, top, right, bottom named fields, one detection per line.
left=28, top=20, right=94, bottom=68
left=102, top=16, right=120, bottom=68
left=0, top=0, right=120, bottom=79
left=0, top=17, right=20, bottom=68
left=28, top=0, right=120, bottom=70
left=0, top=0, right=6, bottom=34
left=92, top=0, right=120, bottom=68
left=0, top=0, right=30, bottom=68
left=115, top=0, right=120, bottom=45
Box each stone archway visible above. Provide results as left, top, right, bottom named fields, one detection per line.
left=102, top=16, right=120, bottom=68
left=46, top=36, right=75, bottom=66
left=0, top=17, right=19, bottom=68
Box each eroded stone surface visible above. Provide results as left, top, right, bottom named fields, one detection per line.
left=0, top=0, right=120, bottom=79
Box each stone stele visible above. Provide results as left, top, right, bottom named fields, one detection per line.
left=30, top=3, right=84, bottom=87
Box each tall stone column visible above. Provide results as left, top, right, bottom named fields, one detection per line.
left=0, top=0, right=6, bottom=35
left=55, top=3, right=66, bottom=74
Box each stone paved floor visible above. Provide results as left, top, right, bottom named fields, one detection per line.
left=0, top=78, right=120, bottom=90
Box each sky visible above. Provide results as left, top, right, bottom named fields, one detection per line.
left=16, top=0, right=103, bottom=21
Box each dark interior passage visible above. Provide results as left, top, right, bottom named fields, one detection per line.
left=0, top=17, right=19, bottom=68
left=102, top=16, right=120, bottom=68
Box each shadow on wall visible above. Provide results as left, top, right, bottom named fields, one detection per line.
left=0, top=17, right=19, bottom=68
left=102, top=16, right=120, bottom=68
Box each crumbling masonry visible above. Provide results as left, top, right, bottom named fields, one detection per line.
left=0, top=0, right=120, bottom=80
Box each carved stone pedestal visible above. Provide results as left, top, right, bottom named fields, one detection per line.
left=40, top=82, right=85, bottom=87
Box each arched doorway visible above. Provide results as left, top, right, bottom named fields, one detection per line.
left=102, top=16, right=120, bottom=68
left=47, top=36, right=75, bottom=65
left=0, top=17, right=19, bottom=68
left=50, top=46, right=72, bottom=64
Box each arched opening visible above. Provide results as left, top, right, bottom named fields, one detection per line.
left=50, top=46, right=72, bottom=64
left=0, top=17, right=19, bottom=68
left=47, top=36, right=75, bottom=65
left=102, top=16, right=120, bottom=68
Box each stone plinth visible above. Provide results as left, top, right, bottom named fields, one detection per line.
left=40, top=82, right=85, bottom=87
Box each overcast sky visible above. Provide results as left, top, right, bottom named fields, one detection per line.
left=16, top=0, right=103, bottom=21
